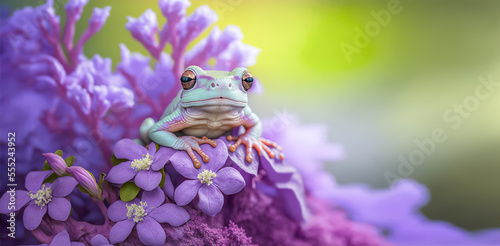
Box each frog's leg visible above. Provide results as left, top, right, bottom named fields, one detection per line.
left=149, top=109, right=217, bottom=168
left=227, top=107, right=284, bottom=162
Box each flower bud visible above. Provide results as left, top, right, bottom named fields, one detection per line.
left=88, top=6, right=111, bottom=33
left=66, top=166, right=102, bottom=199
left=43, top=153, right=68, bottom=176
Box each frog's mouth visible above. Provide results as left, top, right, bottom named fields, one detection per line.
left=181, top=97, right=247, bottom=108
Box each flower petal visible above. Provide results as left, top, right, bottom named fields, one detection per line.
left=174, top=180, right=202, bottom=206
left=149, top=203, right=189, bottom=226
left=259, top=151, right=295, bottom=183
left=50, top=230, right=71, bottom=246
left=48, top=197, right=71, bottom=221
left=25, top=170, right=53, bottom=192
left=23, top=201, right=47, bottom=230
left=200, top=139, right=227, bottom=172
left=91, top=234, right=110, bottom=246
left=107, top=198, right=139, bottom=222
left=162, top=172, right=175, bottom=200
left=51, top=176, right=78, bottom=197
left=170, top=139, right=227, bottom=178
left=135, top=170, right=162, bottom=191
left=151, top=147, right=177, bottom=171
left=274, top=171, right=310, bottom=222
left=213, top=167, right=245, bottom=195
left=141, top=187, right=165, bottom=208
left=137, top=217, right=166, bottom=246
left=147, top=142, right=157, bottom=156
left=0, top=190, right=30, bottom=213
left=169, top=151, right=202, bottom=180
left=198, top=184, right=224, bottom=217
left=222, top=137, right=259, bottom=176
left=113, top=138, right=148, bottom=160
left=106, top=161, right=136, bottom=185
left=109, top=219, right=135, bottom=244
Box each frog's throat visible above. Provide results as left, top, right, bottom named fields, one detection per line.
left=181, top=98, right=247, bottom=108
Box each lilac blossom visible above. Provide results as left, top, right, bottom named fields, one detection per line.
left=43, top=153, right=68, bottom=176
left=171, top=139, right=245, bottom=216
left=107, top=187, right=189, bottom=245
left=106, top=139, right=176, bottom=190
left=66, top=166, right=101, bottom=199
left=0, top=171, right=77, bottom=230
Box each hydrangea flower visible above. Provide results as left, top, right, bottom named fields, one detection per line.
left=107, top=187, right=189, bottom=245
left=171, top=139, right=245, bottom=216
left=0, top=171, right=77, bottom=230
left=106, top=139, right=176, bottom=190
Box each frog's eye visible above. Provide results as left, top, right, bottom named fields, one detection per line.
left=180, top=70, right=196, bottom=90
left=242, top=71, right=253, bottom=91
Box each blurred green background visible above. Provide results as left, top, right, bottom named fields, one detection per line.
left=4, top=0, right=500, bottom=231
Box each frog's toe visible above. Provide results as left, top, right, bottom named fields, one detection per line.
left=184, top=147, right=202, bottom=168
left=261, top=138, right=282, bottom=151
left=190, top=136, right=217, bottom=148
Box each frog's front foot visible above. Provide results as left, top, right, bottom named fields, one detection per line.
left=226, top=135, right=284, bottom=162
left=176, top=136, right=217, bottom=168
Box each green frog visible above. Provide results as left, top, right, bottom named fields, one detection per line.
left=140, top=66, right=283, bottom=168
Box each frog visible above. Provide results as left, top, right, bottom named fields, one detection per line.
left=140, top=65, right=283, bottom=169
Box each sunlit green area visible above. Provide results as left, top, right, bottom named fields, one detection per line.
left=3, top=0, right=500, bottom=231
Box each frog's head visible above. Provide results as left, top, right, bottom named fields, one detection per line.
left=178, top=65, right=253, bottom=108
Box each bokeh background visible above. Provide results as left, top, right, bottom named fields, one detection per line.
left=3, top=0, right=500, bottom=232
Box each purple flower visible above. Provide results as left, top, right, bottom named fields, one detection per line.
left=176, top=5, right=218, bottom=46
left=88, top=6, right=111, bottom=32
left=126, top=9, right=158, bottom=52
left=0, top=171, right=77, bottom=230
left=64, top=0, right=88, bottom=21
left=30, top=230, right=84, bottom=246
left=107, top=187, right=189, bottom=245
left=90, top=234, right=112, bottom=246
left=159, top=0, right=191, bottom=23
left=106, top=139, right=176, bottom=190
left=171, top=139, right=245, bottom=216
left=66, top=166, right=101, bottom=199
left=43, top=153, right=68, bottom=176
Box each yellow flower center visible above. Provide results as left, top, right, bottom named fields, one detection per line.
left=126, top=201, right=148, bottom=223
left=197, top=169, right=217, bottom=185
left=29, top=184, right=52, bottom=208
left=131, top=153, right=153, bottom=171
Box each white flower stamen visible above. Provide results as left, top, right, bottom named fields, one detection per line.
left=29, top=184, right=52, bottom=208
left=126, top=201, right=148, bottom=223
left=197, top=169, right=217, bottom=185
left=130, top=153, right=153, bottom=171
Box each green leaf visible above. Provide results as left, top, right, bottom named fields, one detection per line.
left=120, top=182, right=140, bottom=202
left=155, top=143, right=160, bottom=152
left=44, top=173, right=58, bottom=184
left=78, top=184, right=89, bottom=194
left=98, top=172, right=106, bottom=189
left=111, top=154, right=128, bottom=166
left=42, top=160, right=51, bottom=171
left=55, top=150, right=63, bottom=156
left=64, top=156, right=75, bottom=167
left=159, top=168, right=165, bottom=188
